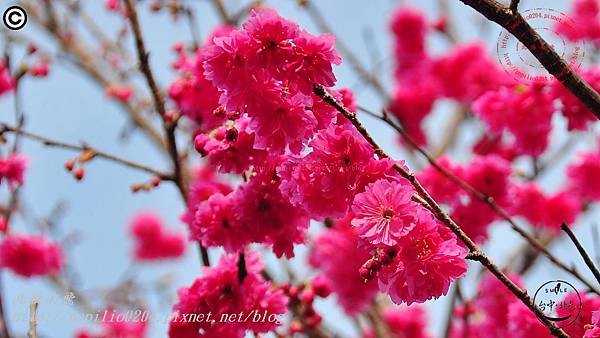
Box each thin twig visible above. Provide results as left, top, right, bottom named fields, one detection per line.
left=357, top=104, right=600, bottom=295
left=314, top=84, right=568, bottom=338
left=0, top=123, right=171, bottom=179
left=211, top=0, right=234, bottom=24
left=561, top=223, right=600, bottom=287
left=123, top=0, right=188, bottom=197
left=366, top=300, right=392, bottom=338
left=457, top=0, right=600, bottom=118
left=443, top=283, right=459, bottom=338
left=27, top=300, right=38, bottom=338
left=19, top=0, right=166, bottom=151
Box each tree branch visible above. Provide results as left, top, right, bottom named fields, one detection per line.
left=0, top=123, right=171, bottom=179
left=456, top=0, right=600, bottom=118
left=123, top=0, right=209, bottom=266
left=314, top=84, right=568, bottom=338
left=561, top=223, right=600, bottom=287
left=509, top=0, right=520, bottom=12
left=357, top=105, right=600, bottom=295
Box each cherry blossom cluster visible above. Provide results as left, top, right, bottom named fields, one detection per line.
left=0, top=146, right=64, bottom=279
left=177, top=8, right=471, bottom=309
left=388, top=7, right=511, bottom=146
left=389, top=6, right=600, bottom=158
left=168, top=252, right=287, bottom=337
left=556, top=0, right=600, bottom=48
left=128, top=212, right=186, bottom=261
left=419, top=154, right=583, bottom=240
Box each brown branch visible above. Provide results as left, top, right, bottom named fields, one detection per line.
left=366, top=300, right=392, bottom=338
left=123, top=0, right=209, bottom=266
left=123, top=0, right=186, bottom=193
left=561, top=223, right=600, bottom=287
left=27, top=300, right=38, bottom=338
left=237, top=252, right=247, bottom=283
left=314, top=84, right=568, bottom=338
left=457, top=0, right=600, bottom=118
left=357, top=104, right=600, bottom=295
left=0, top=123, right=171, bottom=179
left=211, top=0, right=234, bottom=25
left=509, top=0, right=520, bottom=12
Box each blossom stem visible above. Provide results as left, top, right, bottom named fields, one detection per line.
left=358, top=104, right=600, bottom=295
left=561, top=223, right=600, bottom=287
left=314, top=84, right=569, bottom=338
left=456, top=0, right=600, bottom=119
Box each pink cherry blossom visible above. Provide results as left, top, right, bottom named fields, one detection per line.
left=286, top=31, right=341, bottom=94
left=351, top=178, right=420, bottom=247
left=195, top=116, right=268, bottom=174
left=231, top=170, right=309, bottom=258
left=168, top=252, right=287, bottom=338
left=0, top=234, right=63, bottom=278
left=387, top=81, right=438, bottom=146
left=193, top=193, right=250, bottom=254
left=390, top=6, right=429, bottom=77
left=585, top=311, right=600, bottom=337
left=472, top=84, right=554, bottom=157
left=567, top=146, right=600, bottom=202
left=434, top=42, right=511, bottom=103
left=365, top=305, right=432, bottom=338
left=462, top=155, right=512, bottom=204
left=277, top=124, right=396, bottom=220
left=556, top=0, right=600, bottom=48
left=129, top=212, right=186, bottom=261
left=417, top=156, right=464, bottom=207
left=180, top=165, right=232, bottom=227
left=558, top=292, right=600, bottom=338
left=377, top=209, right=468, bottom=305
left=0, top=153, right=27, bottom=189
left=507, top=301, right=551, bottom=338
left=0, top=61, right=14, bottom=96
left=309, top=214, right=378, bottom=315
left=551, top=68, right=600, bottom=131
